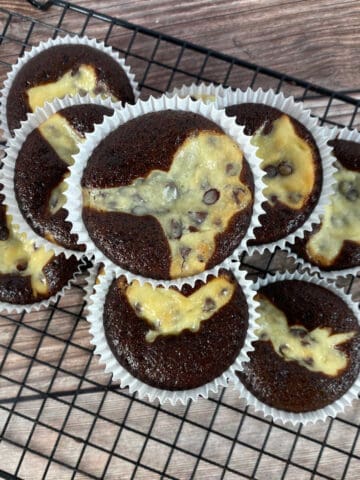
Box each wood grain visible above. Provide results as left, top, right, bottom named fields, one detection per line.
left=0, top=1, right=360, bottom=479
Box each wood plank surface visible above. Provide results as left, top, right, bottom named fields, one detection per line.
left=0, top=1, right=360, bottom=479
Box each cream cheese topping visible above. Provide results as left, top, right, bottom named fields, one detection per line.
left=27, top=64, right=108, bottom=112
left=83, top=131, right=252, bottom=278
left=251, top=114, right=316, bottom=210
left=124, top=275, right=235, bottom=342
left=306, top=163, right=360, bottom=266
left=255, top=293, right=356, bottom=376
left=0, top=214, right=53, bottom=296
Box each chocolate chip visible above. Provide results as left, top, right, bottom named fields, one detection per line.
left=279, top=344, right=289, bottom=356
left=301, top=339, right=311, bottom=347
left=264, top=165, right=278, bottom=178
left=278, top=161, right=293, bottom=176
left=188, top=211, right=208, bottom=225
left=203, top=189, right=220, bottom=205
left=168, top=219, right=182, bottom=239
left=338, top=180, right=353, bottom=196
left=287, top=192, right=302, bottom=204
left=0, top=224, right=9, bottom=241
left=16, top=260, right=28, bottom=272
left=163, top=181, right=179, bottom=201
left=346, top=188, right=359, bottom=202
left=78, top=88, right=87, bottom=96
left=290, top=326, right=307, bottom=338
left=189, top=226, right=199, bottom=233
left=203, top=297, right=216, bottom=312
left=180, top=247, right=191, bottom=260
left=304, top=357, right=314, bottom=366
left=232, top=187, right=246, bottom=205
left=226, top=163, right=239, bottom=176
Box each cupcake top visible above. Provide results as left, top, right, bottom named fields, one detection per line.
left=237, top=279, right=360, bottom=413
left=225, top=103, right=322, bottom=246
left=14, top=103, right=113, bottom=252
left=0, top=186, right=79, bottom=305
left=290, top=138, right=360, bottom=271
left=6, top=42, right=135, bottom=134
left=81, top=109, right=255, bottom=279
left=103, top=269, right=249, bottom=390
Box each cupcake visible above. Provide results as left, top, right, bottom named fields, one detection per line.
left=234, top=273, right=360, bottom=423
left=87, top=268, right=257, bottom=403
left=290, top=129, right=360, bottom=275
left=226, top=103, right=323, bottom=246
left=3, top=96, right=115, bottom=255
left=0, top=184, right=79, bottom=308
left=1, top=35, right=138, bottom=136
left=66, top=96, right=264, bottom=284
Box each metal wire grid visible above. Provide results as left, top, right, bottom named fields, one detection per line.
left=0, top=1, right=359, bottom=479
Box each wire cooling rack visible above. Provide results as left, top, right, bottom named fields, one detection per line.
left=0, top=1, right=359, bottom=479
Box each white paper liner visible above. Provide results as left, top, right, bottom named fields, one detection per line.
left=0, top=253, right=86, bottom=315
left=2, top=93, right=122, bottom=260
left=0, top=34, right=140, bottom=140
left=168, top=84, right=337, bottom=256
left=86, top=264, right=259, bottom=405
left=64, top=94, right=266, bottom=289
left=284, top=126, right=360, bottom=281
left=230, top=270, right=360, bottom=425
left=82, top=259, right=104, bottom=315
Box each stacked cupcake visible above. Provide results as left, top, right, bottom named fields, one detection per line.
left=1, top=35, right=359, bottom=425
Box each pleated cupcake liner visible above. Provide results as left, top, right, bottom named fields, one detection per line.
left=284, top=125, right=360, bottom=281
left=230, top=270, right=360, bottom=425
left=0, top=254, right=87, bottom=314
left=167, top=83, right=337, bottom=257
left=0, top=33, right=140, bottom=140
left=2, top=93, right=122, bottom=259
left=64, top=93, right=266, bottom=289
left=86, top=264, right=259, bottom=405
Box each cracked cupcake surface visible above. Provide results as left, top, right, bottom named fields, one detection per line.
left=291, top=138, right=360, bottom=271
left=6, top=43, right=135, bottom=134
left=103, top=270, right=249, bottom=390
left=14, top=104, right=113, bottom=252
left=237, top=280, right=360, bottom=413
left=225, top=103, right=322, bottom=246
left=81, top=110, right=255, bottom=279
left=0, top=186, right=79, bottom=305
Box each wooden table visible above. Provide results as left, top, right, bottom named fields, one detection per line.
left=0, top=1, right=359, bottom=479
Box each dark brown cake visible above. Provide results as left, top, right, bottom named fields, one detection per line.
left=82, top=109, right=255, bottom=279
left=0, top=186, right=79, bottom=305
left=103, top=270, right=249, bottom=390
left=290, top=138, right=360, bottom=271
left=14, top=104, right=113, bottom=252
left=237, top=280, right=360, bottom=413
left=225, top=103, right=322, bottom=246
left=6, top=43, right=135, bottom=134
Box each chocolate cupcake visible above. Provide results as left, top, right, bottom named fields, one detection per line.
left=0, top=184, right=80, bottom=309
left=87, top=267, right=257, bottom=402
left=234, top=273, right=360, bottom=423
left=3, top=95, right=114, bottom=255
left=65, top=96, right=264, bottom=283
left=1, top=35, right=138, bottom=137
left=290, top=129, right=360, bottom=275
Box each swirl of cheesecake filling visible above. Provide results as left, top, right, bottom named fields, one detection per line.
left=255, top=293, right=356, bottom=376
left=7, top=44, right=135, bottom=133
left=15, top=104, right=113, bottom=251
left=305, top=155, right=360, bottom=267
left=251, top=114, right=316, bottom=210
left=126, top=276, right=235, bottom=342
left=82, top=113, right=253, bottom=278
